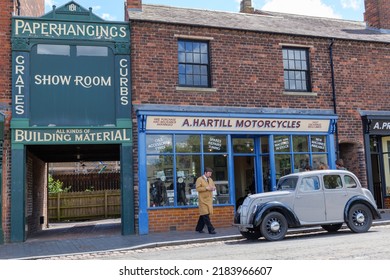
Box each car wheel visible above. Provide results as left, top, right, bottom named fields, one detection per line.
left=321, top=223, right=343, bottom=232
left=347, top=204, right=373, bottom=233
left=240, top=230, right=262, bottom=240
left=260, top=212, right=288, bottom=241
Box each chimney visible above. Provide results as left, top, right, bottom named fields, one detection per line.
left=364, top=0, right=390, bottom=29
left=240, top=0, right=254, bottom=13
left=127, top=0, right=142, bottom=11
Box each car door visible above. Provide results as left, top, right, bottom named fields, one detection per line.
left=293, top=175, right=326, bottom=224
left=323, top=174, right=348, bottom=222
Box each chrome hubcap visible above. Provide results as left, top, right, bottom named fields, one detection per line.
left=355, top=212, right=365, bottom=224
left=270, top=221, right=280, bottom=232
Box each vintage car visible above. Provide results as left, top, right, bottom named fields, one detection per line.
left=234, top=169, right=381, bottom=241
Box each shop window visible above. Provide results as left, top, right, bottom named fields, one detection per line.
left=178, top=40, right=210, bottom=87
left=77, top=46, right=108, bottom=56
left=176, top=135, right=201, bottom=153
left=282, top=47, right=311, bottom=92
left=233, top=138, right=254, bottom=153
left=37, top=44, right=70, bottom=56
left=260, top=136, right=269, bottom=153
left=274, top=135, right=290, bottom=153
left=146, top=135, right=173, bottom=154
left=146, top=134, right=229, bottom=207
left=275, top=154, right=292, bottom=178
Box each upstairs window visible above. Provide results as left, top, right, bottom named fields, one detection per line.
left=282, top=47, right=311, bottom=92
left=178, top=40, right=210, bottom=87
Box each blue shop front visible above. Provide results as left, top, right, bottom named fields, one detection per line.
left=136, top=105, right=337, bottom=234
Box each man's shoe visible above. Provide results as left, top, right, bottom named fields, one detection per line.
left=209, top=231, right=217, bottom=234
left=197, top=230, right=205, bottom=233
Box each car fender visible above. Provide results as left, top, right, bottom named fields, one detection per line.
left=253, top=201, right=301, bottom=228
left=343, top=195, right=382, bottom=221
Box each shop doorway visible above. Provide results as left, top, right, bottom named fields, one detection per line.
left=234, top=156, right=255, bottom=208
left=371, top=153, right=383, bottom=208
left=26, top=144, right=122, bottom=239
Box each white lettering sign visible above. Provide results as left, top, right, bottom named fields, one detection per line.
left=14, top=55, right=26, bottom=115
left=119, top=59, right=129, bottom=105
left=34, top=75, right=111, bottom=88
left=14, top=19, right=128, bottom=39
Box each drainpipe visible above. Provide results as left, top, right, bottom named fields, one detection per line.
left=329, top=38, right=339, bottom=159
left=16, top=0, right=21, bottom=15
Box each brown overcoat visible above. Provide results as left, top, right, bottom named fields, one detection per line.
left=195, top=176, right=215, bottom=215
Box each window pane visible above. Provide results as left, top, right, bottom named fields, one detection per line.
left=274, top=135, right=290, bottom=153
left=77, top=46, right=108, bottom=56
left=186, top=65, right=193, bottom=74
left=293, top=136, right=308, bottom=152
left=204, top=154, right=229, bottom=205
left=193, top=65, right=201, bottom=74
left=233, top=138, right=254, bottom=153
left=260, top=136, right=269, bottom=153
left=311, top=136, right=326, bottom=152
left=294, top=153, right=310, bottom=172
left=186, top=75, right=193, bottom=85
left=179, top=74, right=186, bottom=85
left=178, top=64, right=186, bottom=74
left=147, top=155, right=174, bottom=207
left=178, top=52, right=185, bottom=63
left=193, top=42, right=200, bottom=52
left=201, top=76, right=208, bottom=86
left=288, top=49, right=294, bottom=59
left=275, top=154, right=292, bottom=178
left=194, top=53, right=201, bottom=63
left=146, top=135, right=173, bottom=154
left=193, top=76, right=201, bottom=85
left=37, top=44, right=70, bottom=56
left=282, top=49, right=288, bottom=59
left=185, top=53, right=193, bottom=63
left=176, top=155, right=200, bottom=205
left=175, top=135, right=200, bottom=153
left=204, top=135, right=227, bottom=153
left=312, top=154, right=328, bottom=170
left=178, top=41, right=185, bottom=52
left=201, top=54, right=208, bottom=64
left=200, top=43, right=208, bottom=53
left=201, top=65, right=208, bottom=75
left=185, top=42, right=193, bottom=52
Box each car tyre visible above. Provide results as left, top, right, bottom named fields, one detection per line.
left=260, top=212, right=288, bottom=241
left=347, top=204, right=373, bottom=233
left=321, top=223, right=343, bottom=232
left=240, top=230, right=262, bottom=240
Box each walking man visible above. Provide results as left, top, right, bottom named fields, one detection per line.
left=195, top=167, right=217, bottom=234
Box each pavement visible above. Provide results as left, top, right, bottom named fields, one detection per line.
left=1, top=209, right=390, bottom=260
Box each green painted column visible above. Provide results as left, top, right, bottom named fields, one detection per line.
left=121, top=143, right=134, bottom=235
left=10, top=144, right=26, bottom=242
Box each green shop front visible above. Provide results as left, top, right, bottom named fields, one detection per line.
left=10, top=2, right=133, bottom=242
left=136, top=105, right=337, bottom=234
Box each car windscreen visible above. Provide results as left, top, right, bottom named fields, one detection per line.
left=277, top=177, right=298, bottom=191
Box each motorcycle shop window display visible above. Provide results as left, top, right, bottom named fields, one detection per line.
left=146, top=134, right=229, bottom=208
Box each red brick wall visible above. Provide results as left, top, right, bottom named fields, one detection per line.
left=0, top=0, right=13, bottom=243
left=364, top=0, right=390, bottom=29
left=127, top=0, right=141, bottom=10
left=14, top=0, right=44, bottom=17
left=148, top=206, right=234, bottom=232
left=130, top=21, right=390, bottom=201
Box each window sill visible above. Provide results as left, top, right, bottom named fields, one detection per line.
left=283, top=91, right=317, bottom=96
left=176, top=86, right=217, bottom=92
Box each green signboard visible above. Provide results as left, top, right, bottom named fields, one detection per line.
left=13, top=128, right=132, bottom=144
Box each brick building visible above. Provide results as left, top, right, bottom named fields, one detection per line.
left=2, top=0, right=390, bottom=243
left=127, top=0, right=390, bottom=234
